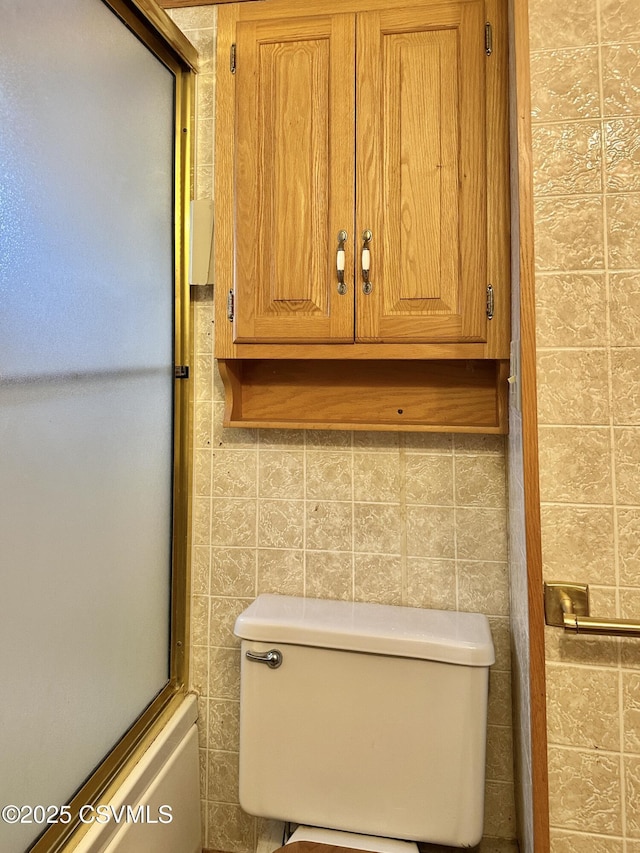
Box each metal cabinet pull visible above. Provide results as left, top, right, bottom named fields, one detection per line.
left=361, top=230, right=372, bottom=294
left=545, top=582, right=640, bottom=638
left=336, top=230, right=348, bottom=295
left=245, top=648, right=283, bottom=668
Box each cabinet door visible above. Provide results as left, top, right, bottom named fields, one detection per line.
left=356, top=1, right=488, bottom=343
left=234, top=14, right=355, bottom=343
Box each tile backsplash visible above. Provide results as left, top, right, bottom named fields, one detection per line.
left=530, top=0, right=640, bottom=848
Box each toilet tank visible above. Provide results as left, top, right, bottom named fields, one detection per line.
left=234, top=595, right=495, bottom=849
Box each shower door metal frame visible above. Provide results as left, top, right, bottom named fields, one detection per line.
left=28, top=3, right=198, bottom=851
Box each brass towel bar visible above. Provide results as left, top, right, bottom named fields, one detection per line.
left=544, top=582, right=640, bottom=638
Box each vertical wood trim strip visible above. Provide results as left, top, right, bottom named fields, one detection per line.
left=510, top=0, right=550, bottom=848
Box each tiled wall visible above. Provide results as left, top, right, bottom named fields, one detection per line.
left=168, top=6, right=516, bottom=852
left=529, top=0, right=640, bottom=848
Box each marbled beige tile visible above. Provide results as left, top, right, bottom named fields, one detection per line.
left=406, top=506, right=455, bottom=558
left=454, top=455, right=506, bottom=507
left=208, top=698, right=240, bottom=752
left=535, top=274, right=608, bottom=348
left=195, top=400, right=213, bottom=449
left=193, top=497, right=212, bottom=546
left=305, top=429, right=352, bottom=448
left=621, top=590, right=640, bottom=667
left=545, top=663, right=620, bottom=750
left=193, top=545, right=211, bottom=596
left=547, top=746, right=622, bottom=834
left=353, top=502, right=402, bottom=554
left=209, top=647, right=241, bottom=700
left=199, top=746, right=208, bottom=799
left=167, top=7, right=216, bottom=29
left=194, top=293, right=213, bottom=353
left=191, top=644, right=209, bottom=697
left=196, top=75, right=215, bottom=121
left=354, top=554, right=403, bottom=604
left=614, top=427, right=640, bottom=504
left=534, top=196, right=604, bottom=271
left=305, top=551, right=353, bottom=600
left=258, top=450, right=304, bottom=499
left=206, top=802, right=255, bottom=853
left=192, top=595, right=210, bottom=647
left=618, top=509, right=640, bottom=586
left=211, top=548, right=256, bottom=598
left=195, top=353, right=213, bottom=402
left=612, top=349, right=640, bottom=424
left=625, top=756, right=640, bottom=837
left=537, top=349, right=610, bottom=425
left=605, top=118, right=640, bottom=193
left=196, top=165, right=213, bottom=199
left=623, top=672, right=640, bottom=754
left=257, top=428, right=304, bottom=449
left=353, top=431, right=399, bottom=449
left=610, top=273, right=640, bottom=347
left=455, top=435, right=506, bottom=455
left=211, top=499, right=257, bottom=547
left=528, top=0, right=597, bottom=51
left=404, top=454, right=454, bottom=505
left=608, top=194, right=640, bottom=269
left=406, top=558, right=457, bottom=610
left=530, top=48, right=600, bottom=123
left=353, top=451, right=401, bottom=502
left=305, top=501, right=353, bottom=552
left=213, top=361, right=226, bottom=403
left=207, top=749, right=239, bottom=804
left=483, top=781, right=517, bottom=840
left=257, top=500, right=304, bottom=549
left=458, top=561, right=509, bottom=615
left=488, top=670, right=512, bottom=727
left=185, top=28, right=214, bottom=71
left=603, top=44, right=640, bottom=115
left=599, top=0, right=640, bottom=42
left=194, top=449, right=212, bottom=496
left=404, top=432, right=453, bottom=452
left=456, top=509, right=508, bottom=562
left=550, top=830, right=623, bottom=852
left=485, top=724, right=514, bottom=783
left=540, top=504, right=616, bottom=585
left=212, top=450, right=257, bottom=498
left=305, top=450, right=353, bottom=501
left=209, top=598, right=251, bottom=649
left=488, top=617, right=511, bottom=672
left=532, top=122, right=602, bottom=196
left=257, top=548, right=304, bottom=596
left=538, top=427, right=612, bottom=503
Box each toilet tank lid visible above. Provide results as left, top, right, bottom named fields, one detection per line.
left=234, top=595, right=495, bottom=667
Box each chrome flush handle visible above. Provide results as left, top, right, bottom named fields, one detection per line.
left=336, top=230, right=348, bottom=295
left=245, top=648, right=283, bottom=669
left=361, top=230, right=372, bottom=294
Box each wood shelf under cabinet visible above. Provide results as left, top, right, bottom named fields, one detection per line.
left=218, top=359, right=509, bottom=433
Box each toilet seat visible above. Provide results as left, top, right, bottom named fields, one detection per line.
left=284, top=825, right=419, bottom=853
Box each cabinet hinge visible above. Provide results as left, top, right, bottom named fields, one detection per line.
left=227, top=289, right=235, bottom=321
left=486, top=284, right=494, bottom=320
left=174, top=365, right=190, bottom=380
left=230, top=43, right=236, bottom=74
left=485, top=22, right=493, bottom=56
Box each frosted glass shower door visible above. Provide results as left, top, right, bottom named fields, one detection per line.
left=0, top=1, right=179, bottom=851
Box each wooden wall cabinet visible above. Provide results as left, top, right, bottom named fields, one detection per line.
left=214, top=0, right=510, bottom=432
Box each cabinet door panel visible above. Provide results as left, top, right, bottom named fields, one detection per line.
left=356, top=1, right=487, bottom=342
left=234, top=15, right=355, bottom=343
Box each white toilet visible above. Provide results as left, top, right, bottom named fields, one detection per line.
left=234, top=595, right=495, bottom=851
